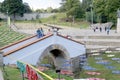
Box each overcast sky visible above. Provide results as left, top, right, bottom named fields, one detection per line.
left=0, top=0, right=62, bottom=10
left=0, top=0, right=83, bottom=10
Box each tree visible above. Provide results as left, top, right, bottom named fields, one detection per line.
left=1, top=0, right=30, bottom=20
left=59, top=0, right=67, bottom=12
left=35, top=9, right=43, bottom=13
left=46, top=7, right=53, bottom=13
left=0, top=2, right=1, bottom=11
left=94, top=0, right=108, bottom=23
left=94, top=0, right=120, bottom=23
left=82, top=0, right=92, bottom=12
left=61, top=0, right=84, bottom=19
left=105, top=0, right=120, bottom=22
left=23, top=2, right=32, bottom=13
left=51, top=8, right=59, bottom=13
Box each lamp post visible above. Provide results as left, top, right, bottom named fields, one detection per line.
left=6, top=10, right=10, bottom=28
left=90, top=0, right=93, bottom=25
left=56, top=69, right=61, bottom=80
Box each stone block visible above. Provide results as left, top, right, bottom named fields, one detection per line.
left=117, top=18, right=120, bottom=33
left=0, top=52, right=3, bottom=67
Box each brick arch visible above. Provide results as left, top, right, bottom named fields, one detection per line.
left=37, top=44, right=70, bottom=69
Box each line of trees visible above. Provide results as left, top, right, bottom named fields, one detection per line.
left=0, top=0, right=120, bottom=24
left=60, top=0, right=84, bottom=19
left=60, top=0, right=120, bottom=24
left=93, top=0, right=120, bottom=23
left=0, top=0, right=32, bottom=20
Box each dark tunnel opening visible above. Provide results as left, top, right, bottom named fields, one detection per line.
left=50, top=49, right=64, bottom=58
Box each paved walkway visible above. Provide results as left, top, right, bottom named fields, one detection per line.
left=18, top=28, right=120, bottom=36
left=13, top=23, right=120, bottom=36
left=16, top=26, right=120, bottom=49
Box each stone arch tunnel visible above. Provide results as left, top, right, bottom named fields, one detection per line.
left=37, top=44, right=71, bottom=70
left=1, top=33, right=86, bottom=72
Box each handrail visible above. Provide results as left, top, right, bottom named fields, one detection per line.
left=57, top=34, right=85, bottom=45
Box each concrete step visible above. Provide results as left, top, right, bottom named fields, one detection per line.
left=75, top=39, right=120, bottom=47
left=77, top=39, right=120, bottom=43
left=86, top=41, right=120, bottom=47
left=86, top=45, right=109, bottom=49
left=74, top=35, right=120, bottom=39
left=86, top=45, right=120, bottom=54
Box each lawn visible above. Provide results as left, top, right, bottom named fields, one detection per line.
left=3, top=66, right=24, bottom=80
left=16, top=13, right=90, bottom=29
left=79, top=52, right=120, bottom=80
left=2, top=52, right=120, bottom=80
left=0, top=22, right=27, bottom=48
left=3, top=65, right=73, bottom=80
left=40, top=13, right=90, bottom=29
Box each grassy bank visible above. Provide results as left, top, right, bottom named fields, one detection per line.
left=15, top=13, right=90, bottom=29
left=40, top=13, right=90, bottom=29
left=0, top=22, right=27, bottom=48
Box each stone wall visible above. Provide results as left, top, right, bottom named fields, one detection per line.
left=0, top=12, right=6, bottom=19
left=71, top=56, right=80, bottom=72
left=0, top=51, right=3, bottom=67
left=0, top=12, right=54, bottom=20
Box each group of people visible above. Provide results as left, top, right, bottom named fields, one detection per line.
left=93, top=26, right=110, bottom=35
left=36, top=28, right=53, bottom=38
left=36, top=28, right=44, bottom=38
left=91, top=22, right=113, bottom=35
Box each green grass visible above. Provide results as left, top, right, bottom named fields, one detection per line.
left=0, top=22, right=27, bottom=47
left=40, top=13, right=90, bottom=29
left=15, top=13, right=90, bottom=29
left=3, top=66, right=73, bottom=80
left=80, top=52, right=120, bottom=80
left=3, top=52, right=120, bottom=80
left=42, top=69, right=73, bottom=80
left=3, top=66, right=23, bottom=80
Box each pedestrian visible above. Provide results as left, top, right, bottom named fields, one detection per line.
left=99, top=27, right=102, bottom=32
left=47, top=29, right=52, bottom=35
left=107, top=28, right=110, bottom=35
left=92, top=27, right=96, bottom=32
left=93, top=28, right=96, bottom=32
left=40, top=27, right=44, bottom=36
left=105, top=27, right=107, bottom=31
left=36, top=28, right=42, bottom=38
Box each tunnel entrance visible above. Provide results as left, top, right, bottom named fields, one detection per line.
left=50, top=49, right=67, bottom=69
left=50, top=49, right=64, bottom=58
left=37, top=44, right=71, bottom=70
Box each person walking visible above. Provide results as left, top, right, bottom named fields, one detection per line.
left=107, top=27, right=110, bottom=35
left=99, top=27, right=102, bottom=32
left=40, top=27, right=44, bottom=36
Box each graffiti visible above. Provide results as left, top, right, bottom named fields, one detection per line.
left=26, top=65, right=38, bottom=80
